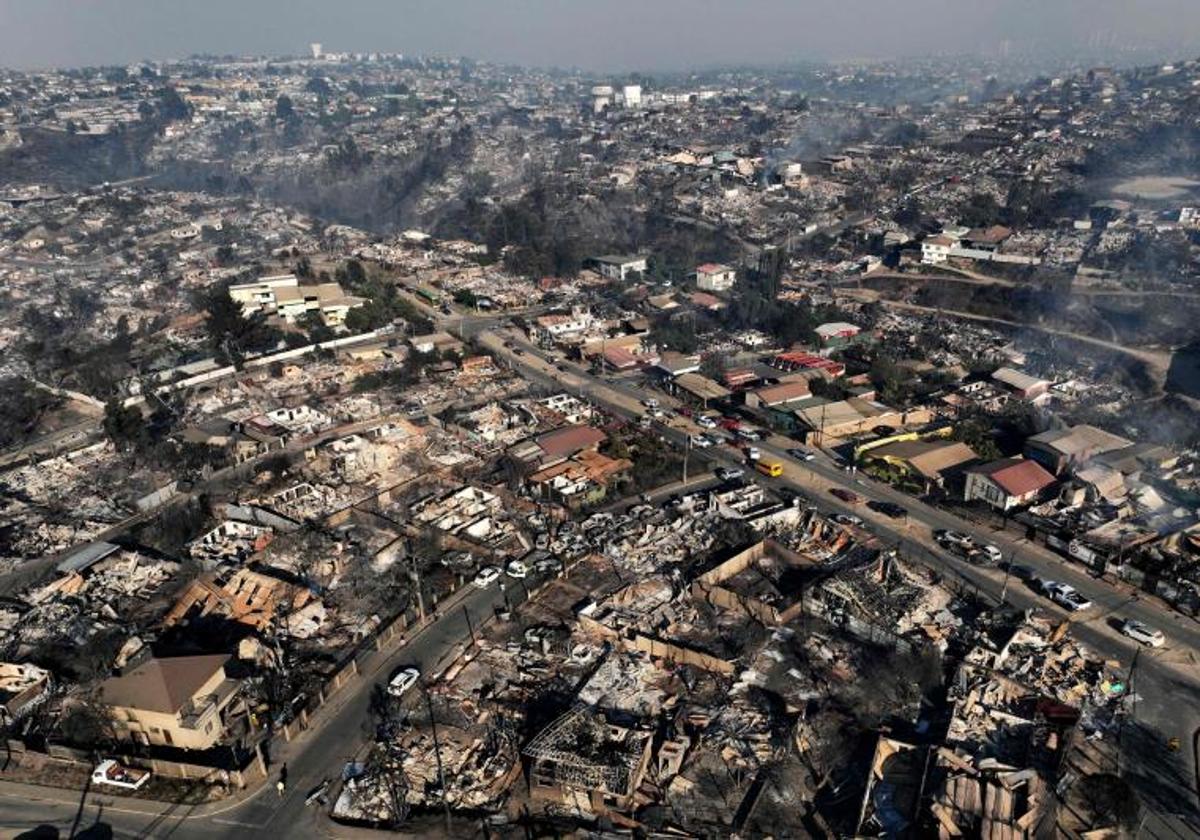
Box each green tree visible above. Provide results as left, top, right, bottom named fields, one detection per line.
left=103, top=399, right=147, bottom=452
left=0, top=378, right=61, bottom=449
left=275, top=94, right=295, bottom=120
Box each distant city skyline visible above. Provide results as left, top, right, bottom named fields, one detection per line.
left=1, top=0, right=1199, bottom=73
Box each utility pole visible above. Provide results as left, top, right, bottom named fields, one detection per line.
left=999, top=554, right=1012, bottom=604
left=463, top=604, right=476, bottom=646
left=1116, top=645, right=1141, bottom=775
left=682, top=431, right=691, bottom=484
left=424, top=686, right=452, bottom=835
left=409, top=553, right=426, bottom=622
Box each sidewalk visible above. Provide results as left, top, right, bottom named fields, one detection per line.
left=0, top=578, right=486, bottom=826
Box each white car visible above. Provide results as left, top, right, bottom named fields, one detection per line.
left=696, top=415, right=718, bottom=429
left=387, top=666, right=421, bottom=698
left=642, top=397, right=660, bottom=409
left=935, top=530, right=974, bottom=549
left=979, top=544, right=1003, bottom=565
left=473, top=566, right=501, bottom=587
left=691, top=434, right=713, bottom=448
left=1121, top=619, right=1165, bottom=647
left=506, top=559, right=529, bottom=579
left=715, top=466, right=744, bottom=482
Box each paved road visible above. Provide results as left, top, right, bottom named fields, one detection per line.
left=486, top=328, right=1200, bottom=824
left=0, top=571, right=530, bottom=839
left=840, top=293, right=1173, bottom=381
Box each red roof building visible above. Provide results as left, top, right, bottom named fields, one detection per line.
left=964, top=457, right=1056, bottom=511
left=771, top=351, right=845, bottom=377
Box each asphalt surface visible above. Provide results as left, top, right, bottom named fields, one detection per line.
left=0, top=577, right=528, bottom=839
left=4, top=317, right=1197, bottom=835
left=485, top=328, right=1200, bottom=826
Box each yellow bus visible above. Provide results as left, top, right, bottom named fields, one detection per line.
left=756, top=460, right=783, bottom=478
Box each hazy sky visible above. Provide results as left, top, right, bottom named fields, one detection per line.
left=1, top=0, right=1199, bottom=72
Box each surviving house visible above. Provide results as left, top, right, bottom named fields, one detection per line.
left=991, top=367, right=1051, bottom=402
left=859, top=439, right=979, bottom=493
left=98, top=654, right=242, bottom=750
left=964, top=458, right=1057, bottom=511
left=228, top=274, right=365, bottom=327
left=695, top=263, right=737, bottom=292
left=1024, top=425, right=1133, bottom=476
left=589, top=255, right=648, bottom=282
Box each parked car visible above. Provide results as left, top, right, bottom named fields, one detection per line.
left=691, top=434, right=713, bottom=448
left=387, top=666, right=421, bottom=698
left=715, top=467, right=744, bottom=482
left=978, top=544, right=1003, bottom=565
left=788, top=447, right=816, bottom=461
left=642, top=397, right=660, bottom=409
left=92, top=760, right=150, bottom=790
left=506, top=559, right=529, bottom=579
left=1044, top=582, right=1093, bottom=612
left=696, top=415, right=718, bottom=429
left=965, top=548, right=999, bottom=567
left=1004, top=562, right=1037, bottom=581
left=829, top=488, right=860, bottom=503
left=473, top=566, right=501, bottom=587
left=867, top=500, right=907, bottom=518
left=831, top=513, right=864, bottom=526
left=1121, top=619, right=1165, bottom=647
left=935, top=530, right=974, bottom=549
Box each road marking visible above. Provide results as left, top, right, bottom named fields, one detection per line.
left=212, top=817, right=266, bottom=828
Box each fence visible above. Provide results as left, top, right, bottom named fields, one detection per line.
left=276, top=573, right=470, bottom=743
left=13, top=738, right=267, bottom=791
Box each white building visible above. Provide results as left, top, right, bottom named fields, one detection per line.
left=622, top=85, right=642, bottom=109
left=533, top=307, right=594, bottom=344
left=590, top=255, right=647, bottom=282
left=695, top=263, right=737, bottom=292
left=921, top=235, right=954, bottom=265
left=227, top=274, right=365, bottom=328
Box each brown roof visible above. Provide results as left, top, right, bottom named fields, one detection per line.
left=754, top=380, right=811, bottom=406
left=969, top=458, right=1056, bottom=497
left=866, top=440, right=979, bottom=479
left=536, top=425, right=607, bottom=460
left=99, top=654, right=230, bottom=714
left=965, top=225, right=1012, bottom=244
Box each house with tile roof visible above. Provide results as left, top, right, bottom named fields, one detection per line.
left=98, top=654, right=242, bottom=750
left=964, top=458, right=1057, bottom=511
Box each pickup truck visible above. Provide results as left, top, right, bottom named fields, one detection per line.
left=92, top=759, right=151, bottom=790
left=1042, top=581, right=1093, bottom=612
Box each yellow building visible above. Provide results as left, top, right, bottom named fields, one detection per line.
left=99, top=654, right=242, bottom=750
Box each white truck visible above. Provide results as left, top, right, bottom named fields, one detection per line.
left=92, top=759, right=151, bottom=790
